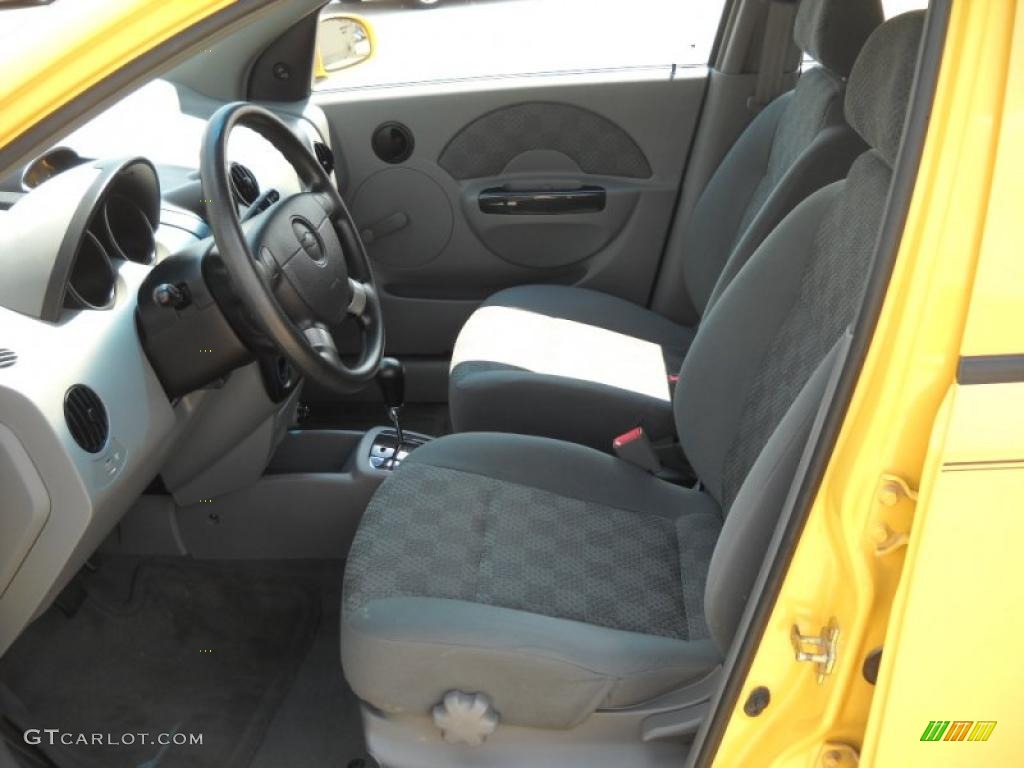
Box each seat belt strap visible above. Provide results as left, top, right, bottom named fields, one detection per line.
left=748, top=0, right=798, bottom=112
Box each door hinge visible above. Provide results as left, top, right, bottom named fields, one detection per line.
left=791, top=617, right=840, bottom=683
left=872, top=474, right=917, bottom=556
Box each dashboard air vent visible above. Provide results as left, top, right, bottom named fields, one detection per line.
left=64, top=385, right=108, bottom=454
left=0, top=349, right=15, bottom=369
left=313, top=142, right=335, bottom=175
left=229, top=162, right=260, bottom=207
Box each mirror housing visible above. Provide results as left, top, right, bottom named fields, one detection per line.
left=316, top=14, right=373, bottom=75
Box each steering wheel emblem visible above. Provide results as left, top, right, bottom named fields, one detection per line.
left=292, top=217, right=325, bottom=264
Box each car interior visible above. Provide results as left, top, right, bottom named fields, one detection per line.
left=0, top=0, right=939, bottom=765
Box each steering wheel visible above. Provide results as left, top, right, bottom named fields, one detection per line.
left=200, top=103, right=384, bottom=393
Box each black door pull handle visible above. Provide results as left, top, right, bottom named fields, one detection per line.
left=478, top=186, right=606, bottom=215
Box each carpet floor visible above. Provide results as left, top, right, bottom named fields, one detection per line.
left=0, top=557, right=365, bottom=768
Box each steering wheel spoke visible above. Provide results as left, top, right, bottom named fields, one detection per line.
left=312, top=188, right=342, bottom=218
left=303, top=323, right=344, bottom=367
left=252, top=246, right=282, bottom=289
left=347, top=278, right=375, bottom=319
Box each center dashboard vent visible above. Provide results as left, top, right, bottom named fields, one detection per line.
left=313, top=142, right=335, bottom=176
left=229, top=162, right=260, bottom=206
left=0, top=349, right=15, bottom=369
left=64, top=385, right=108, bottom=453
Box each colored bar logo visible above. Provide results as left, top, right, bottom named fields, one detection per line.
left=921, top=721, right=996, bottom=742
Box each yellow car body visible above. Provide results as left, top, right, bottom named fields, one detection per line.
left=715, top=2, right=1024, bottom=765
left=1, top=1, right=1021, bottom=765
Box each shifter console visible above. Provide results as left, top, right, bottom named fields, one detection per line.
left=369, top=429, right=430, bottom=471
left=370, top=357, right=430, bottom=471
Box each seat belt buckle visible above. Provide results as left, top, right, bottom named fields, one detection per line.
left=612, top=427, right=661, bottom=473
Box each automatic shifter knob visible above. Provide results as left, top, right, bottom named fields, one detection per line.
left=377, top=357, right=406, bottom=448
left=377, top=357, right=405, bottom=411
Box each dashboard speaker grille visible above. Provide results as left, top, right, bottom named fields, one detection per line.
left=0, top=349, right=15, bottom=369
left=64, top=385, right=108, bottom=453
left=229, top=162, right=260, bottom=206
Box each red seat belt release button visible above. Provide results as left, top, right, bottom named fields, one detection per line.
left=612, top=427, right=661, bottom=473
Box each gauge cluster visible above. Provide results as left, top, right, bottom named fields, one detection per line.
left=0, top=157, right=160, bottom=322
left=66, top=188, right=158, bottom=311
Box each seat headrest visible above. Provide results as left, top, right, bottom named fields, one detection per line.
left=845, top=11, right=927, bottom=166
left=794, top=0, right=885, bottom=78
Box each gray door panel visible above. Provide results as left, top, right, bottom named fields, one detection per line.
left=315, top=72, right=705, bottom=358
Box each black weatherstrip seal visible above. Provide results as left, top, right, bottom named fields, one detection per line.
left=688, top=2, right=952, bottom=766
left=958, top=355, right=1024, bottom=385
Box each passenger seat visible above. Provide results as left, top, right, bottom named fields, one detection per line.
left=449, top=0, right=884, bottom=451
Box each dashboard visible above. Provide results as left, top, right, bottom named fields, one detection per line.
left=0, top=79, right=337, bottom=656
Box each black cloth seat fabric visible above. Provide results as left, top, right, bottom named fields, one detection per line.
left=449, top=0, right=884, bottom=452
left=342, top=8, right=925, bottom=734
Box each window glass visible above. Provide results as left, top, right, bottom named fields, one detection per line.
left=315, top=0, right=728, bottom=90
left=882, top=0, right=929, bottom=19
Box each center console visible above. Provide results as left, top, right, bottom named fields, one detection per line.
left=368, top=429, right=431, bottom=471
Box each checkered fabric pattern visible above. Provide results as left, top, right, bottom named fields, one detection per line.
left=344, top=462, right=718, bottom=640
left=438, top=102, right=652, bottom=180
left=675, top=510, right=721, bottom=639
left=721, top=151, right=892, bottom=508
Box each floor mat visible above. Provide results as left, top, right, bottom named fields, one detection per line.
left=0, top=558, right=356, bottom=768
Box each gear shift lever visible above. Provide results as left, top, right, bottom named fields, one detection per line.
left=377, top=357, right=405, bottom=447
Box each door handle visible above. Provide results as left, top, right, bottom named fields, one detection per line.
left=478, top=186, right=606, bottom=215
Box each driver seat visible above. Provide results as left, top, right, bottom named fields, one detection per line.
left=341, top=11, right=923, bottom=761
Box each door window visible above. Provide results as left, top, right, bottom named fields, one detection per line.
left=882, top=0, right=930, bottom=18
left=314, top=0, right=728, bottom=90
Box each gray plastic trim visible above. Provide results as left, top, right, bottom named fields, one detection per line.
left=0, top=425, right=51, bottom=598
left=0, top=259, right=178, bottom=656
left=161, top=363, right=301, bottom=505
left=106, top=428, right=428, bottom=560
left=0, top=157, right=160, bottom=321
left=359, top=668, right=721, bottom=768
left=0, top=163, right=102, bottom=319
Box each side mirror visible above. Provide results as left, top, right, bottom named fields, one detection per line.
left=316, top=15, right=374, bottom=75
